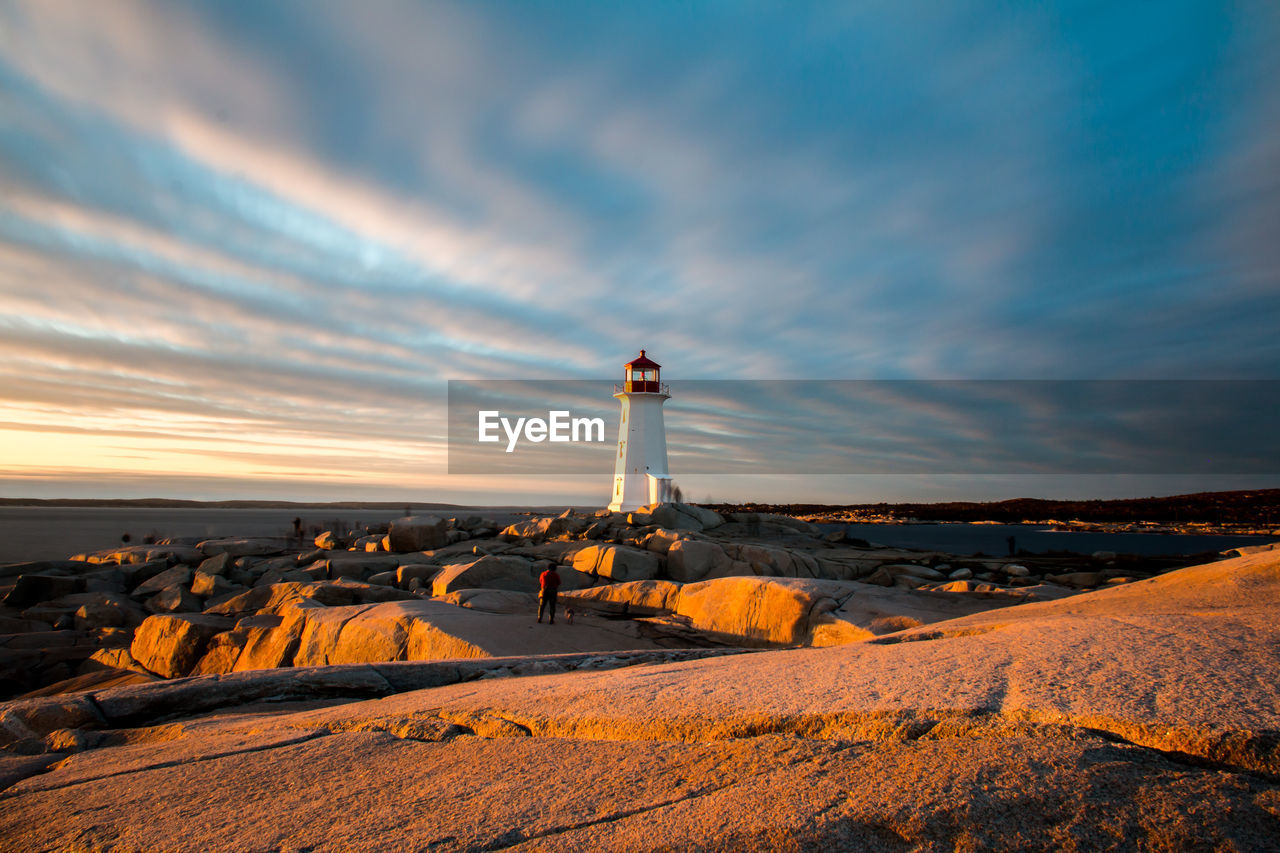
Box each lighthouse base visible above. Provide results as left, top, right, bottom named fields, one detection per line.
left=608, top=473, right=674, bottom=513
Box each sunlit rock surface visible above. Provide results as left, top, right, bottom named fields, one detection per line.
left=1, top=550, right=1278, bottom=850
left=0, top=504, right=1248, bottom=701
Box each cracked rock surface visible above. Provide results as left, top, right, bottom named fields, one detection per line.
left=2, top=551, right=1279, bottom=851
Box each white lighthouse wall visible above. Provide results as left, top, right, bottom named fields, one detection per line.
left=608, top=392, right=669, bottom=512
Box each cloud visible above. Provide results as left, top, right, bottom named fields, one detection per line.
left=0, top=0, right=1277, bottom=501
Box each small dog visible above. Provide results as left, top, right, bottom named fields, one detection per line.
left=564, top=607, right=575, bottom=625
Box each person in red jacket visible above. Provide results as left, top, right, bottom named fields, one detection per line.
left=537, top=563, right=561, bottom=624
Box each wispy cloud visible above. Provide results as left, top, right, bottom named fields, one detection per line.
left=0, top=0, right=1277, bottom=501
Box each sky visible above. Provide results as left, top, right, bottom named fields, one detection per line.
left=0, top=0, right=1277, bottom=505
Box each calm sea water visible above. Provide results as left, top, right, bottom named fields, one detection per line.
left=0, top=506, right=555, bottom=564
left=837, top=522, right=1272, bottom=557
left=1, top=507, right=1272, bottom=565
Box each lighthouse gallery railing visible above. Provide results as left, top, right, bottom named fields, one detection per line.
left=614, top=382, right=670, bottom=395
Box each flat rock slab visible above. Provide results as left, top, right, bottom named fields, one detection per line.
left=196, top=539, right=286, bottom=557
left=16, top=726, right=325, bottom=794
left=2, top=552, right=1279, bottom=851
left=2, top=728, right=1276, bottom=852
left=284, top=598, right=684, bottom=667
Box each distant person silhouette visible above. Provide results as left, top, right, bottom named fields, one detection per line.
left=292, top=517, right=303, bottom=541
left=537, top=564, right=562, bottom=624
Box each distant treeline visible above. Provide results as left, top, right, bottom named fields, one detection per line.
left=707, top=488, right=1280, bottom=525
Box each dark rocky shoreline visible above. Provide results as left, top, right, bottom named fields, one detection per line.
left=4, top=501, right=1264, bottom=703
left=713, top=486, right=1280, bottom=530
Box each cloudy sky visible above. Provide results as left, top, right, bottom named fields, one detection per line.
left=1, top=0, right=1277, bottom=505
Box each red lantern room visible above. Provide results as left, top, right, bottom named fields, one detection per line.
left=623, top=349, right=661, bottom=393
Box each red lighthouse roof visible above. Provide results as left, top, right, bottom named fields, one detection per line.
left=626, top=349, right=661, bottom=370
left=621, top=349, right=664, bottom=394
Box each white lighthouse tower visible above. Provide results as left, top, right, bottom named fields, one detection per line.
left=608, top=350, right=673, bottom=512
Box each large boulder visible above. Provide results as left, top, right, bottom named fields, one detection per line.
left=187, top=612, right=295, bottom=676
left=289, top=599, right=668, bottom=666
left=566, top=576, right=886, bottom=647
left=673, top=577, right=859, bottom=645
left=0, top=615, right=51, bottom=634
left=724, top=512, right=821, bottom=537
left=1045, top=571, right=1105, bottom=589
left=722, top=543, right=821, bottom=578
left=758, top=513, right=821, bottom=535
left=197, top=553, right=234, bottom=577
left=435, top=589, right=538, bottom=614
left=206, top=580, right=415, bottom=617
left=572, top=545, right=661, bottom=582
left=501, top=540, right=584, bottom=566
left=562, top=580, right=682, bottom=614
left=74, top=543, right=203, bottom=566
left=642, top=528, right=685, bottom=554
left=431, top=556, right=537, bottom=596
left=132, top=566, right=193, bottom=596
left=73, top=593, right=146, bottom=631
left=645, top=503, right=705, bottom=532
left=190, top=630, right=251, bottom=676
left=197, top=538, right=283, bottom=558
left=3, top=575, right=85, bottom=608
left=314, top=531, right=344, bottom=550
left=366, top=570, right=398, bottom=587
left=81, top=646, right=152, bottom=676
left=566, top=567, right=599, bottom=591
left=147, top=544, right=204, bottom=564
left=80, top=566, right=127, bottom=593
left=74, top=543, right=202, bottom=566
left=20, top=592, right=138, bottom=627
left=864, top=564, right=948, bottom=589
left=387, top=516, right=449, bottom=552
left=144, top=584, right=202, bottom=614
left=232, top=607, right=311, bottom=672
left=0, top=695, right=101, bottom=748
left=75, top=545, right=163, bottom=566
left=130, top=614, right=234, bottom=678
left=326, top=553, right=399, bottom=580
left=395, top=564, right=440, bottom=587
left=500, top=513, right=589, bottom=543
left=672, top=503, right=725, bottom=529
left=1222, top=542, right=1278, bottom=558
left=815, top=578, right=1038, bottom=640
left=666, top=540, right=752, bottom=583
left=109, top=560, right=167, bottom=589
left=191, top=570, right=238, bottom=598
left=291, top=604, right=373, bottom=667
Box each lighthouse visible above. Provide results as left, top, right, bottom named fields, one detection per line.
left=608, top=350, right=673, bottom=512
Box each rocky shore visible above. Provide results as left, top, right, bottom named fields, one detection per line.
left=1, top=504, right=1277, bottom=850
left=729, top=487, right=1280, bottom=534
left=0, top=502, right=1198, bottom=700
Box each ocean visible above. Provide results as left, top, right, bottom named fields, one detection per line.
left=0, top=506, right=545, bottom=564
left=0, top=506, right=1271, bottom=564
left=836, top=522, right=1271, bottom=557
